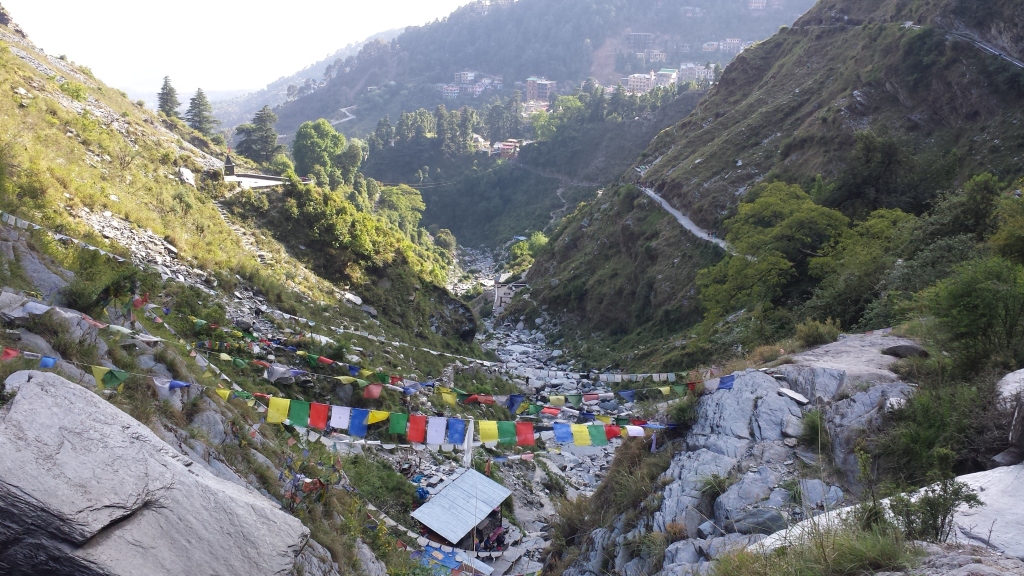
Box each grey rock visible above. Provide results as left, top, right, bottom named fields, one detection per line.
left=778, top=387, right=809, bottom=405
left=991, top=447, right=1024, bottom=468
left=688, top=370, right=789, bottom=458
left=782, top=414, right=803, bottom=438
left=955, top=462, right=1024, bottom=561
left=655, top=449, right=736, bottom=532
left=881, top=343, right=928, bottom=359
left=714, top=468, right=777, bottom=528
left=13, top=242, right=67, bottom=302
left=177, top=166, right=196, bottom=187
left=191, top=409, right=227, bottom=445
left=725, top=509, right=787, bottom=535
left=826, top=381, right=913, bottom=484
left=772, top=365, right=846, bottom=404
left=701, top=533, right=767, bottom=558
left=293, top=539, right=341, bottom=576
left=799, top=479, right=829, bottom=509
left=665, top=539, right=702, bottom=565
left=355, top=538, right=387, bottom=576
left=0, top=370, right=307, bottom=575
left=765, top=489, right=791, bottom=508
left=697, top=520, right=720, bottom=539
left=334, top=383, right=354, bottom=405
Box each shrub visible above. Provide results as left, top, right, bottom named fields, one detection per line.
left=795, top=318, right=841, bottom=348
left=700, top=474, right=736, bottom=500
left=887, top=474, right=982, bottom=542
left=802, top=409, right=832, bottom=455
left=750, top=344, right=783, bottom=364
left=668, top=394, right=699, bottom=433
left=59, top=81, right=87, bottom=102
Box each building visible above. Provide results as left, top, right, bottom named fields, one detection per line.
left=494, top=276, right=527, bottom=310
left=526, top=77, right=556, bottom=102
left=720, top=38, right=743, bottom=53
left=411, top=468, right=513, bottom=549
left=498, top=139, right=520, bottom=160
left=655, top=68, right=678, bottom=87
left=748, top=0, right=768, bottom=9
left=455, top=70, right=476, bottom=84
left=681, top=6, right=705, bottom=17
left=627, top=71, right=655, bottom=94
left=696, top=65, right=715, bottom=82
left=495, top=0, right=514, bottom=7
left=471, top=82, right=486, bottom=97
left=629, top=32, right=654, bottom=52
left=648, top=50, right=667, bottom=63
left=702, top=41, right=720, bottom=52
left=680, top=43, right=692, bottom=53
left=442, top=84, right=460, bottom=99
left=474, top=0, right=489, bottom=15
left=472, top=134, right=490, bottom=153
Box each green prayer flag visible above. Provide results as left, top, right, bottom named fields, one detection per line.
left=566, top=394, right=583, bottom=408
left=233, top=390, right=253, bottom=399
left=375, top=372, right=389, bottom=384
left=288, top=400, right=310, bottom=427
left=588, top=425, right=609, bottom=446
left=355, top=378, right=369, bottom=387
left=497, top=421, right=517, bottom=444
left=102, top=369, right=128, bottom=390
left=456, top=393, right=470, bottom=403
left=307, top=354, right=320, bottom=368
left=194, top=319, right=207, bottom=330
left=527, top=404, right=543, bottom=415
left=615, top=417, right=631, bottom=426
left=389, top=413, right=409, bottom=435
left=672, top=385, right=688, bottom=396
left=232, top=357, right=247, bottom=368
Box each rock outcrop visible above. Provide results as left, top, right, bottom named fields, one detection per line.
left=0, top=370, right=309, bottom=576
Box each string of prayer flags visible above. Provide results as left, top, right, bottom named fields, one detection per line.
left=268, top=397, right=291, bottom=424
left=38, top=356, right=57, bottom=369
left=447, top=418, right=466, bottom=445
left=389, top=412, right=409, bottom=435
left=363, top=384, right=383, bottom=399
left=426, top=416, right=447, bottom=445
left=571, top=424, right=591, bottom=446
left=588, top=425, right=609, bottom=446
left=497, top=421, right=517, bottom=445
left=349, top=408, right=370, bottom=437
left=478, top=420, right=499, bottom=443
left=516, top=422, right=535, bottom=446
left=553, top=422, right=573, bottom=443
left=407, top=414, right=427, bottom=443
left=309, top=403, right=329, bottom=430
left=367, top=410, right=390, bottom=425
left=330, top=406, right=351, bottom=430
left=288, top=400, right=311, bottom=427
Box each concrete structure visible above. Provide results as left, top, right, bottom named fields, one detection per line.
left=442, top=84, right=460, bottom=99
left=526, top=77, right=556, bottom=102
left=222, top=156, right=310, bottom=189
left=681, top=6, right=705, bottom=18
left=629, top=32, right=654, bottom=51
left=494, top=276, right=527, bottom=313
left=702, top=41, right=720, bottom=52
left=627, top=71, right=656, bottom=94
left=721, top=38, right=743, bottom=53
left=656, top=68, right=678, bottom=87
left=455, top=70, right=476, bottom=84
left=648, top=50, right=667, bottom=63
left=411, top=468, right=512, bottom=549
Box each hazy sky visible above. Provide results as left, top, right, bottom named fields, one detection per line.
left=3, top=0, right=470, bottom=96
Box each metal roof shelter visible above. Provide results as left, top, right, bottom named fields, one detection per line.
left=411, top=468, right=512, bottom=545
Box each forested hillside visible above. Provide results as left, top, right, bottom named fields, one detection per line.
left=517, top=0, right=1024, bottom=370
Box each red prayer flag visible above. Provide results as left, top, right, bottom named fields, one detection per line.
left=515, top=422, right=535, bottom=446
left=631, top=419, right=648, bottom=426
left=1, top=348, right=19, bottom=361
left=408, top=414, right=427, bottom=443
left=317, top=356, right=334, bottom=365
left=253, top=360, right=271, bottom=368
left=583, top=393, right=599, bottom=402
left=605, top=425, right=621, bottom=441
left=363, top=384, right=383, bottom=399
left=390, top=375, right=402, bottom=384
left=540, top=407, right=561, bottom=416
left=309, top=403, right=329, bottom=430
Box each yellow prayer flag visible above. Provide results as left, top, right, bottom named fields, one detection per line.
left=215, top=389, right=230, bottom=400
left=442, top=392, right=457, bottom=406
left=596, top=415, right=612, bottom=424
left=516, top=402, right=529, bottom=415
left=571, top=424, right=592, bottom=446
left=296, top=351, right=308, bottom=357
left=219, top=353, right=232, bottom=361
left=479, top=420, right=499, bottom=443
left=358, top=369, right=374, bottom=378
left=659, top=386, right=670, bottom=396
left=621, top=427, right=629, bottom=438
left=91, top=365, right=110, bottom=387
left=335, top=376, right=356, bottom=384
left=437, top=386, right=452, bottom=394
left=268, top=397, right=291, bottom=424
left=367, top=410, right=390, bottom=424
left=246, top=399, right=256, bottom=407
left=550, top=395, right=565, bottom=407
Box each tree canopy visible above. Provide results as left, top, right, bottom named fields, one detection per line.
left=157, top=76, right=180, bottom=117
left=185, top=88, right=219, bottom=137
left=235, top=106, right=283, bottom=164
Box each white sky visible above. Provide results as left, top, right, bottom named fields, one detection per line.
left=3, top=0, right=471, bottom=96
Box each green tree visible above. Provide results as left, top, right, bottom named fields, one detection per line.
left=157, top=76, right=180, bottom=117
left=235, top=106, right=283, bottom=164
left=293, top=119, right=347, bottom=180
left=184, top=88, right=219, bottom=136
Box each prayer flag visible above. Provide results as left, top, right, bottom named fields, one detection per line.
left=588, top=425, right=609, bottom=446
left=478, top=420, right=499, bottom=443
left=233, top=357, right=247, bottom=368
left=289, top=401, right=311, bottom=427
left=390, top=375, right=402, bottom=385
left=718, top=374, right=735, bottom=390
left=515, top=422, right=535, bottom=446
left=528, top=404, right=544, bottom=415
left=317, top=356, right=334, bottom=365
left=618, top=390, right=635, bottom=402
left=426, top=417, right=447, bottom=445
left=625, top=425, right=646, bottom=437
left=389, top=413, right=409, bottom=435
left=408, top=414, right=427, bottom=443
left=566, top=394, right=582, bottom=408
left=447, top=418, right=467, bottom=445
left=549, top=395, right=565, bottom=407
left=219, top=353, right=232, bottom=361
left=441, top=392, right=457, bottom=406
left=596, top=415, right=612, bottom=424
left=367, top=410, right=390, bottom=424
left=672, top=385, right=688, bottom=395
left=38, top=356, right=57, bottom=369
left=375, top=372, right=389, bottom=384
left=348, top=364, right=360, bottom=376
left=309, top=403, right=329, bottom=430
left=168, top=380, right=190, bottom=391
left=268, top=398, right=290, bottom=424
left=0, top=348, right=18, bottom=361
left=349, top=409, right=370, bottom=437
left=540, top=407, right=561, bottom=416
left=363, top=384, right=383, bottom=399
left=92, top=365, right=110, bottom=387
left=506, top=394, right=525, bottom=414
left=583, top=393, right=599, bottom=402
left=571, top=424, right=592, bottom=446
left=216, top=389, right=230, bottom=400
left=101, top=369, right=128, bottom=390
left=553, top=422, right=573, bottom=443
left=336, top=376, right=356, bottom=384
left=497, top=421, right=516, bottom=445
left=329, top=406, right=351, bottom=429
left=605, top=425, right=621, bottom=441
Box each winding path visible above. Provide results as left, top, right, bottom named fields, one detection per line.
left=330, top=105, right=357, bottom=127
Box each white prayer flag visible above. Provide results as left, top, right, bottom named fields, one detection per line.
left=330, top=406, right=351, bottom=430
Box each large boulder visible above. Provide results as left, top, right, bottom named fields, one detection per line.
left=997, top=369, right=1024, bottom=449
left=825, top=381, right=914, bottom=484
left=713, top=467, right=777, bottom=528
left=955, top=463, right=1024, bottom=561
left=0, top=370, right=308, bottom=575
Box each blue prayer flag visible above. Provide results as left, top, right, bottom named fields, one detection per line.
left=349, top=408, right=370, bottom=437
left=168, top=380, right=190, bottom=391
left=447, top=418, right=466, bottom=445
left=580, top=412, right=595, bottom=422
left=506, top=394, right=525, bottom=414
left=553, top=422, right=574, bottom=444
left=718, top=374, right=735, bottom=390
left=348, top=364, right=360, bottom=376
left=618, top=390, right=636, bottom=402
left=39, top=356, right=57, bottom=369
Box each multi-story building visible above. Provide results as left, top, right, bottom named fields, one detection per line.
left=627, top=71, right=655, bottom=94
left=720, top=38, right=743, bottom=53
left=680, top=6, right=705, bottom=18
left=629, top=32, right=654, bottom=52
left=648, top=50, right=667, bottom=63
left=655, top=68, right=678, bottom=87
left=748, top=0, right=768, bottom=9
left=455, top=71, right=476, bottom=84
left=526, top=77, right=556, bottom=102
left=442, top=85, right=460, bottom=99
left=702, top=41, right=720, bottom=52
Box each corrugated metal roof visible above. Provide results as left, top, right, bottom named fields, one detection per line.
left=411, top=468, right=512, bottom=545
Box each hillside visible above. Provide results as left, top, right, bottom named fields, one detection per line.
left=518, top=0, right=1024, bottom=369
left=266, top=0, right=816, bottom=136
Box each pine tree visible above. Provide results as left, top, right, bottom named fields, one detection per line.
left=235, top=106, right=283, bottom=163
left=185, top=88, right=219, bottom=136
left=157, top=76, right=180, bottom=117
